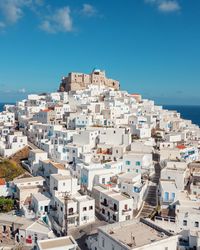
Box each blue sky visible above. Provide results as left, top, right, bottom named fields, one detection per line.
left=0, top=0, right=200, bottom=104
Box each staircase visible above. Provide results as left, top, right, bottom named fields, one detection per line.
left=139, top=163, right=161, bottom=218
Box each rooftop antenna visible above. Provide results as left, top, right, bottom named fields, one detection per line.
left=131, top=233, right=136, bottom=246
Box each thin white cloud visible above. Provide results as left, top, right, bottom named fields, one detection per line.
left=145, top=0, right=181, bottom=13
left=40, top=6, right=73, bottom=33
left=0, top=0, right=43, bottom=28
left=0, top=22, right=6, bottom=28
left=0, top=0, right=23, bottom=24
left=145, top=0, right=157, bottom=3
left=81, top=3, right=97, bottom=17
left=158, top=1, right=181, bottom=12
left=0, top=1, right=98, bottom=33
left=34, top=0, right=44, bottom=6
left=18, top=88, right=26, bottom=93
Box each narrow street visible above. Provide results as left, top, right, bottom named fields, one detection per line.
left=139, top=162, right=161, bottom=218
left=69, top=214, right=108, bottom=250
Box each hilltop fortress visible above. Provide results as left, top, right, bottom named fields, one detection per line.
left=59, top=69, right=120, bottom=92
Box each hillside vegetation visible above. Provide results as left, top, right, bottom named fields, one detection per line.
left=0, top=159, right=25, bottom=182
left=0, top=197, right=14, bottom=212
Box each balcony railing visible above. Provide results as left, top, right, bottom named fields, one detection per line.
left=50, top=205, right=57, bottom=211
left=101, top=202, right=108, bottom=207
left=155, top=216, right=176, bottom=223
left=161, top=199, right=175, bottom=205
left=109, top=206, right=118, bottom=213
left=68, top=212, right=78, bottom=217
left=122, top=208, right=132, bottom=215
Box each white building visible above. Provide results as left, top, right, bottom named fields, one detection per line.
left=86, top=219, right=179, bottom=250
left=123, top=152, right=153, bottom=175
left=31, top=193, right=51, bottom=218
left=49, top=173, right=80, bottom=197
left=118, top=172, right=148, bottom=210
left=37, top=236, right=78, bottom=250
left=22, top=149, right=48, bottom=174
left=0, top=131, right=27, bottom=157
left=13, top=176, right=45, bottom=209
left=92, top=185, right=134, bottom=223
left=50, top=194, right=95, bottom=233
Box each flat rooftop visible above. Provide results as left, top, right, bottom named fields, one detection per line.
left=118, top=172, right=141, bottom=180
left=94, top=186, right=131, bottom=201
left=75, top=195, right=93, bottom=202
left=177, top=191, right=200, bottom=214
left=166, top=161, right=187, bottom=171
left=14, top=176, right=44, bottom=184
left=32, top=192, right=51, bottom=202
left=51, top=173, right=71, bottom=181
left=99, top=219, right=171, bottom=249
left=37, top=236, right=77, bottom=250
left=0, top=214, right=32, bottom=228
left=42, top=160, right=65, bottom=170
left=31, top=149, right=46, bottom=154
left=124, top=151, right=150, bottom=156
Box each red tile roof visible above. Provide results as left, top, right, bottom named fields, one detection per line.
left=42, top=109, right=51, bottom=112
left=177, top=145, right=186, bottom=150
left=0, top=178, right=6, bottom=185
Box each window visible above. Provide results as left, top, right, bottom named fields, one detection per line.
left=89, top=206, right=93, bottom=210
left=171, top=192, right=175, bottom=201
left=113, top=214, right=116, bottom=221
left=164, top=192, right=169, bottom=202
left=83, top=207, right=87, bottom=211
left=112, top=245, right=115, bottom=250
left=183, top=220, right=187, bottom=226
left=195, top=221, right=199, bottom=228
left=102, top=237, right=105, bottom=248
left=136, top=161, right=140, bottom=166
left=68, top=208, right=73, bottom=215
left=126, top=160, right=131, bottom=165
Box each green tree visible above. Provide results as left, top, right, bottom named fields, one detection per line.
left=0, top=197, right=14, bottom=212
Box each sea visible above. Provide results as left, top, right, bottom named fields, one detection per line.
left=0, top=103, right=14, bottom=112
left=0, top=103, right=200, bottom=127
left=163, top=105, right=200, bottom=127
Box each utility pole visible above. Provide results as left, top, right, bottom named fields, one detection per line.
left=63, top=192, right=70, bottom=236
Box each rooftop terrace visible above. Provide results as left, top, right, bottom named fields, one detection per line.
left=99, top=219, right=174, bottom=249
